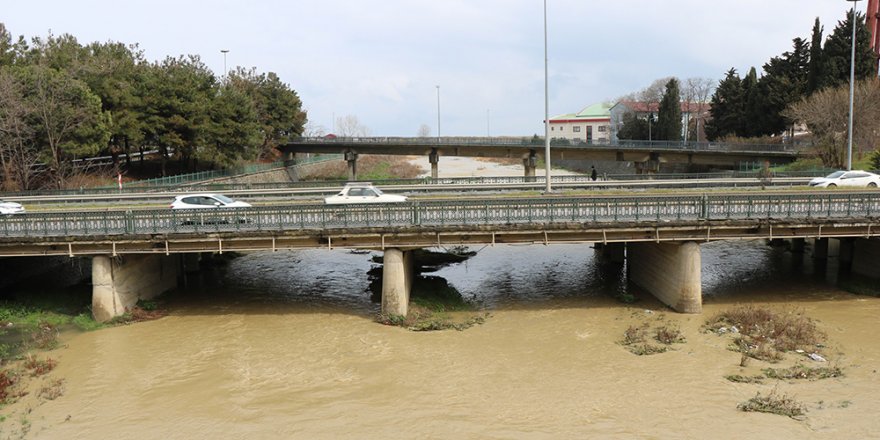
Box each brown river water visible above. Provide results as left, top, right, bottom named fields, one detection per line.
left=4, top=240, right=880, bottom=439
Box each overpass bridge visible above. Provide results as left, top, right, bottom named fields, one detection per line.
left=280, top=137, right=805, bottom=179
left=2, top=191, right=877, bottom=321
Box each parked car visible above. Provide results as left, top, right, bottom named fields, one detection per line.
left=0, top=200, right=25, bottom=215
left=170, top=193, right=252, bottom=210
left=324, top=183, right=407, bottom=204
left=808, top=170, right=880, bottom=188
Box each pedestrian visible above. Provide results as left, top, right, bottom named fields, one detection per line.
left=590, top=165, right=598, bottom=181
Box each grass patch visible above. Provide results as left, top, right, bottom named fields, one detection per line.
left=376, top=308, right=489, bottom=332
left=705, top=306, right=826, bottom=363
left=763, top=364, right=843, bottom=381
left=737, top=388, right=807, bottom=419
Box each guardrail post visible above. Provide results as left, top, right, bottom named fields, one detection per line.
left=125, top=210, right=134, bottom=234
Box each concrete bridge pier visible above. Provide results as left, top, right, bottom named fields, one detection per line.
left=790, top=238, right=806, bottom=253
left=92, top=254, right=181, bottom=322
left=284, top=152, right=299, bottom=182
left=595, top=242, right=625, bottom=264
left=381, top=248, right=414, bottom=316
left=429, top=148, right=439, bottom=179
left=812, top=238, right=829, bottom=259
left=627, top=241, right=702, bottom=313
left=852, top=238, right=880, bottom=279
left=523, top=151, right=538, bottom=181
left=345, top=150, right=358, bottom=181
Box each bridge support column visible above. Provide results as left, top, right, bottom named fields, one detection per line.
left=92, top=254, right=180, bottom=322
left=852, top=238, right=880, bottom=279
left=523, top=151, right=537, bottom=182
left=345, top=150, right=358, bottom=181
left=836, top=238, right=855, bottom=265
left=595, top=242, right=625, bottom=264
left=812, top=238, right=829, bottom=259
left=429, top=148, right=439, bottom=179
left=381, top=248, right=413, bottom=317
left=628, top=241, right=701, bottom=313
left=182, top=253, right=202, bottom=273
left=790, top=238, right=806, bottom=253
left=284, top=152, right=299, bottom=182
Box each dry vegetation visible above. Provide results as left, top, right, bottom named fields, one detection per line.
left=704, top=305, right=825, bottom=363
left=619, top=315, right=685, bottom=356
left=299, top=155, right=425, bottom=181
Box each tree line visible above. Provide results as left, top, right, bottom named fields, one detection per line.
left=615, top=10, right=879, bottom=169
left=0, top=25, right=307, bottom=190
left=706, top=11, right=877, bottom=140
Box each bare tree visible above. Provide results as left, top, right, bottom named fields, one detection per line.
left=417, top=123, right=431, bottom=137
left=336, top=114, right=370, bottom=137
left=785, top=78, right=880, bottom=168
left=682, top=77, right=715, bottom=142
left=303, top=121, right=327, bottom=138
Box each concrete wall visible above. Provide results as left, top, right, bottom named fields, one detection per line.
left=92, top=254, right=180, bottom=322
left=852, top=238, right=880, bottom=279
left=628, top=241, right=702, bottom=313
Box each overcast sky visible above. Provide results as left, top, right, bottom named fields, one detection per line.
left=3, top=1, right=857, bottom=136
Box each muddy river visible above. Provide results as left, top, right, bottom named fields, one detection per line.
left=5, top=240, right=880, bottom=439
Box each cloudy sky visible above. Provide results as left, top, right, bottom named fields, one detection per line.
left=3, top=1, right=856, bottom=136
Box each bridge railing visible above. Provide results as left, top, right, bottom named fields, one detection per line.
left=291, top=136, right=805, bottom=153
left=1, top=192, right=878, bottom=238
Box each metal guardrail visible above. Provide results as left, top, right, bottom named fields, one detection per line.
left=1, top=192, right=877, bottom=238
left=0, top=170, right=839, bottom=198
left=291, top=136, right=805, bottom=153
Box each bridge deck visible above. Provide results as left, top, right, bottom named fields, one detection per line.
left=0, top=193, right=877, bottom=256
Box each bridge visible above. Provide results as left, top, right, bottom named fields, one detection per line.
left=2, top=191, right=878, bottom=321
left=280, top=137, right=805, bottom=179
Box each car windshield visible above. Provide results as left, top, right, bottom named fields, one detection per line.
left=212, top=194, right=235, bottom=204
left=825, top=171, right=845, bottom=178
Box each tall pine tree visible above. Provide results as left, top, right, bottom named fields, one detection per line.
left=704, top=69, right=743, bottom=141
left=822, top=10, right=878, bottom=89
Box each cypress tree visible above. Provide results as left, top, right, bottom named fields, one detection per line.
left=806, top=18, right=825, bottom=95
left=656, top=78, right=682, bottom=141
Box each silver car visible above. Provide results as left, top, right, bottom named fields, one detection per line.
left=324, top=183, right=407, bottom=204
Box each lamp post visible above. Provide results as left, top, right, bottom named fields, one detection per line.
left=543, top=0, right=552, bottom=193
left=220, top=49, right=229, bottom=80
left=846, top=0, right=862, bottom=171
left=436, top=85, right=441, bottom=144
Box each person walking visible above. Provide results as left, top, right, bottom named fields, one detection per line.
left=590, top=165, right=598, bottom=181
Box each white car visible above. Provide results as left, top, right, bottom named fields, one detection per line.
left=0, top=200, right=25, bottom=215
left=170, top=194, right=252, bottom=209
left=808, top=170, right=880, bottom=188
left=324, top=183, right=407, bottom=204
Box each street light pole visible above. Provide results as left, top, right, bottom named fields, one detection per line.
left=220, top=49, right=229, bottom=80
left=436, top=85, right=441, bottom=144
left=846, top=0, right=862, bottom=171
left=543, top=0, right=552, bottom=193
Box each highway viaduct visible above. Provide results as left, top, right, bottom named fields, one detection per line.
left=1, top=192, right=879, bottom=321
left=279, top=137, right=804, bottom=179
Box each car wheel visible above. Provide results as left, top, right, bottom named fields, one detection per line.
left=827, top=183, right=836, bottom=188
left=868, top=182, right=877, bottom=188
